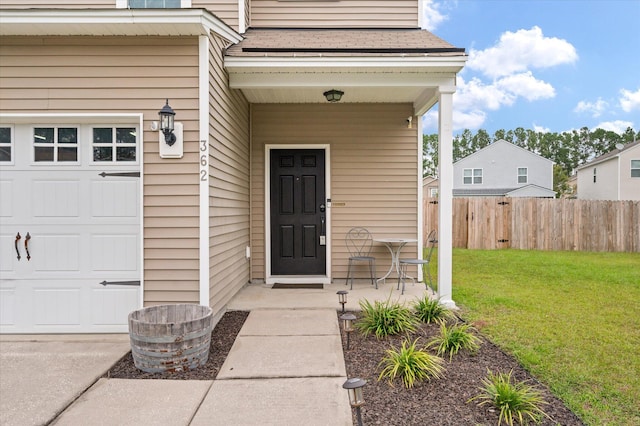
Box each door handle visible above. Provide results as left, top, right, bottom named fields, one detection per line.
left=14, top=232, right=21, bottom=260
left=24, top=232, right=31, bottom=261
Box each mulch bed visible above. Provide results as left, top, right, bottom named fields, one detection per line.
left=106, top=309, right=584, bottom=425
left=340, top=311, right=584, bottom=425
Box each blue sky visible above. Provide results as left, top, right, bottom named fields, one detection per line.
left=420, top=0, right=640, bottom=136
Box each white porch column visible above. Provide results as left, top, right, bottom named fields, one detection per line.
left=437, top=87, right=456, bottom=308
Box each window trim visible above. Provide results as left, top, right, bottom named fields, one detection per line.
left=117, top=0, right=191, bottom=8
left=91, top=125, right=139, bottom=164
left=0, top=125, right=14, bottom=164
left=631, top=159, right=640, bottom=178
left=517, top=167, right=528, bottom=184
left=31, top=125, right=81, bottom=165
left=463, top=168, right=483, bottom=185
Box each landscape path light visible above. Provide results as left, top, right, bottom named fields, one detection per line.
left=343, top=377, right=366, bottom=426
left=336, top=290, right=348, bottom=313
left=340, top=313, right=356, bottom=350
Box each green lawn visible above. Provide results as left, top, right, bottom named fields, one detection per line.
left=443, top=249, right=640, bottom=426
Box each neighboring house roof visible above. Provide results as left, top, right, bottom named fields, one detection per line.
left=576, top=140, right=640, bottom=170
left=225, top=27, right=465, bottom=57
left=453, top=139, right=554, bottom=166
left=453, top=184, right=555, bottom=198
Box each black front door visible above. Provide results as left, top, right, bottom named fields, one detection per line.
left=270, top=149, right=326, bottom=275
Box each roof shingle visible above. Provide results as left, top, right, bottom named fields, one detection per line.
left=226, top=27, right=465, bottom=57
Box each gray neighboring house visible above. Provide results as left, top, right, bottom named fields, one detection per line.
left=453, top=139, right=555, bottom=198
left=576, top=140, right=640, bottom=200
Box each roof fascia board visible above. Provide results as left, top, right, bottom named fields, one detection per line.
left=0, top=9, right=242, bottom=42
left=228, top=72, right=456, bottom=88
left=225, top=56, right=467, bottom=71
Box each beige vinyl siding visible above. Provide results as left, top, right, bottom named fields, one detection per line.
left=194, top=1, right=241, bottom=30
left=207, top=34, right=251, bottom=315
left=250, top=103, right=419, bottom=281
left=250, top=0, right=419, bottom=28
left=0, top=35, right=202, bottom=306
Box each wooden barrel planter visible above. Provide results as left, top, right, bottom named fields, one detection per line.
left=128, top=304, right=214, bottom=373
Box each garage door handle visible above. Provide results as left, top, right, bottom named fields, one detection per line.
left=15, top=232, right=21, bottom=260
left=100, top=280, right=140, bottom=286
left=24, top=232, right=31, bottom=261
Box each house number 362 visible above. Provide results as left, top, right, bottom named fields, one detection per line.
left=200, top=139, right=208, bottom=181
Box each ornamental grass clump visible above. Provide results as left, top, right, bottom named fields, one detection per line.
left=429, top=321, right=481, bottom=360
left=413, top=295, right=454, bottom=324
left=378, top=338, right=444, bottom=388
left=356, top=297, right=417, bottom=339
left=469, top=369, right=550, bottom=426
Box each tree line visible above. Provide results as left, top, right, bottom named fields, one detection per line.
left=423, top=126, right=639, bottom=196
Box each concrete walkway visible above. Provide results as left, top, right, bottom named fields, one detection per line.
left=0, top=280, right=431, bottom=425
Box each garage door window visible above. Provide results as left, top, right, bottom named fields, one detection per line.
left=0, top=126, right=12, bottom=162
left=92, top=127, right=137, bottom=162
left=34, top=127, right=78, bottom=162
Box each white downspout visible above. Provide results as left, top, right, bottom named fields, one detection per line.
left=437, top=87, right=456, bottom=308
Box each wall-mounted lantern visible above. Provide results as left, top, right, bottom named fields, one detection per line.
left=158, top=99, right=176, bottom=146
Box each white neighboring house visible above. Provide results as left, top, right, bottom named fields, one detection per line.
left=576, top=140, right=640, bottom=200
left=452, top=140, right=556, bottom=198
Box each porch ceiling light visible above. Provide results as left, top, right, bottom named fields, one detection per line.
left=323, top=89, right=344, bottom=103
left=158, top=99, right=176, bottom=146
left=337, top=290, right=348, bottom=312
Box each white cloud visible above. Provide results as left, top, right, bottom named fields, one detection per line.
left=446, top=74, right=555, bottom=130
left=594, top=120, right=634, bottom=134
left=455, top=76, right=514, bottom=111
left=620, top=88, right=640, bottom=112
left=533, top=124, right=550, bottom=133
left=421, top=0, right=449, bottom=31
left=422, top=108, right=486, bottom=132
left=495, top=72, right=555, bottom=101
left=453, top=110, right=487, bottom=130
left=574, top=98, right=609, bottom=118
left=468, top=26, right=578, bottom=78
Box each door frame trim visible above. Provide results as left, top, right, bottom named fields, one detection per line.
left=264, top=144, right=331, bottom=284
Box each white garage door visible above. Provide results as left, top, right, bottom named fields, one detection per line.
left=0, top=121, right=141, bottom=333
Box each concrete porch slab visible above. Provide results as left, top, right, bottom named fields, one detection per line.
left=51, top=379, right=212, bottom=426
left=238, top=309, right=339, bottom=336
left=191, top=377, right=352, bottom=426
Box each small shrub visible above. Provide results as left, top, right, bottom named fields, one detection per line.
left=429, top=321, right=481, bottom=360
left=378, top=338, right=444, bottom=388
left=469, top=369, right=550, bottom=426
left=356, top=297, right=417, bottom=339
left=413, top=295, right=453, bottom=324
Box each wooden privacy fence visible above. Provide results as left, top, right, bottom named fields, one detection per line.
left=424, top=197, right=640, bottom=252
